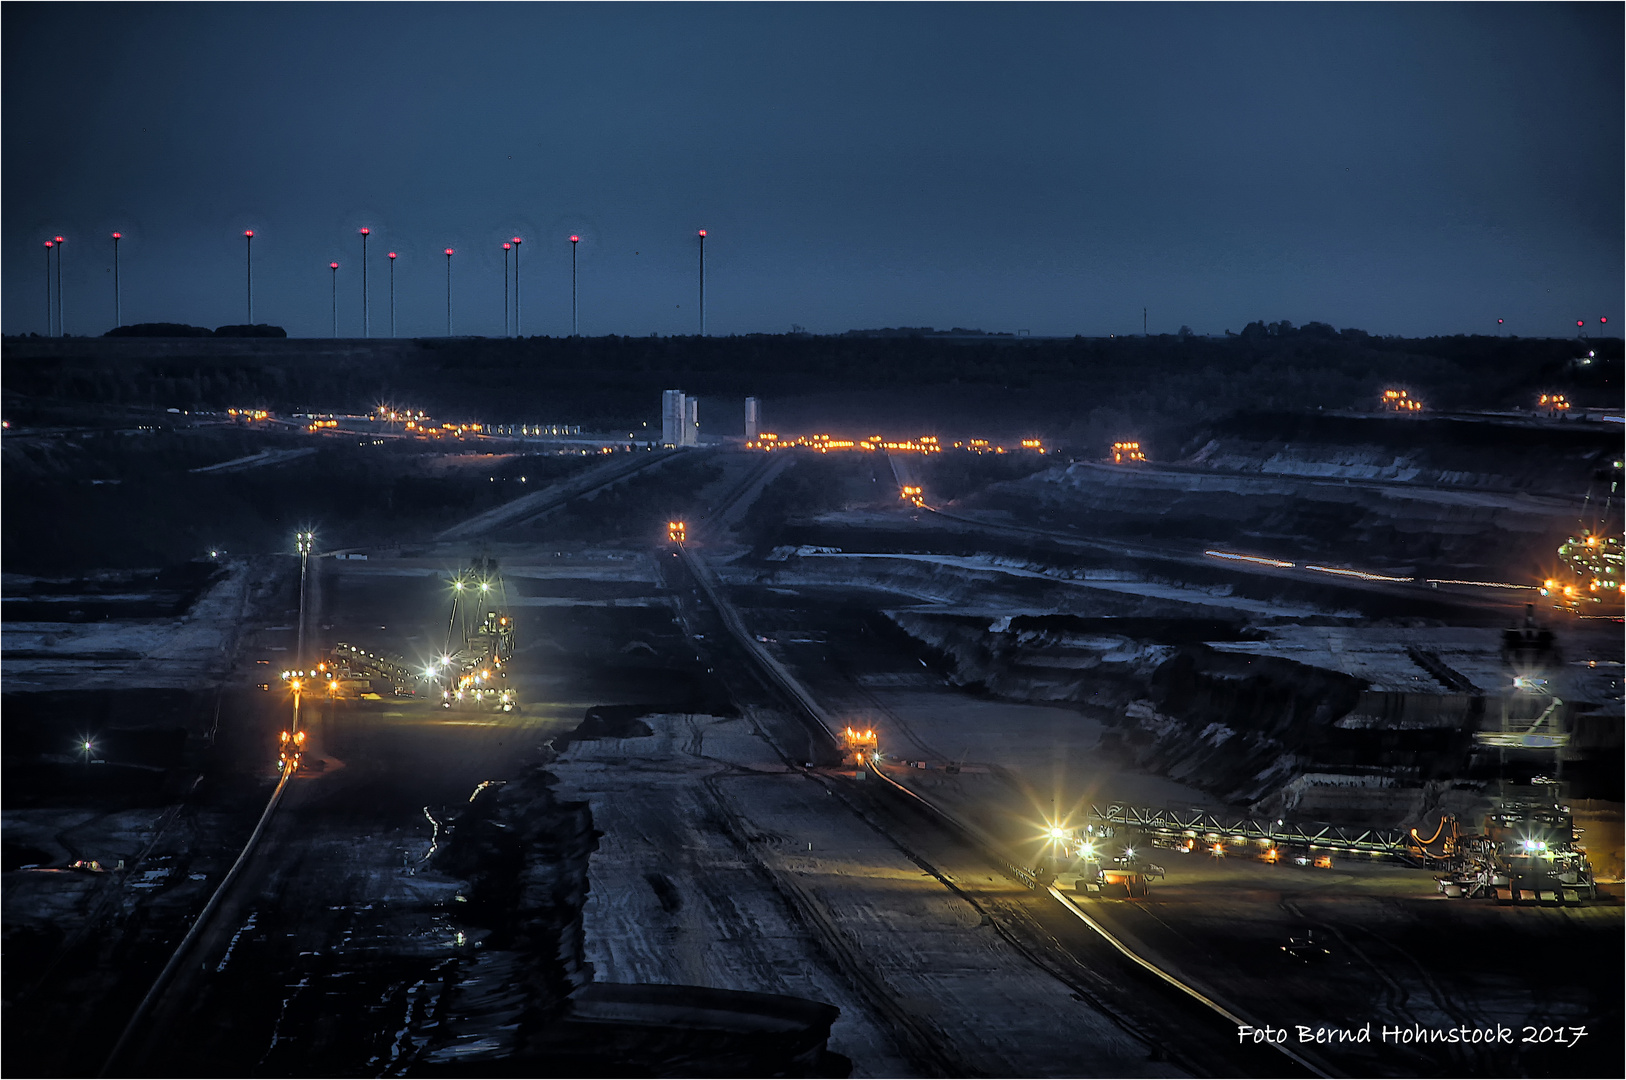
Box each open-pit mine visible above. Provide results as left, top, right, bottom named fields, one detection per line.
left=4, top=333, right=1620, bottom=1078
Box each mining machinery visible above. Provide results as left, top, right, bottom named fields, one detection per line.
left=841, top=726, right=878, bottom=768
left=436, top=556, right=519, bottom=711
left=329, top=642, right=422, bottom=697
left=1045, top=824, right=1166, bottom=897
left=1419, top=782, right=1597, bottom=904
left=1540, top=458, right=1623, bottom=613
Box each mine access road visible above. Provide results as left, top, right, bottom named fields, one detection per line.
left=669, top=537, right=1331, bottom=1078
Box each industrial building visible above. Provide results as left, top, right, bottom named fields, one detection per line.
left=661, top=389, right=699, bottom=447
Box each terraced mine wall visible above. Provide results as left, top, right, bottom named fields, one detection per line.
left=425, top=710, right=844, bottom=1075
left=958, top=410, right=1620, bottom=579
left=882, top=610, right=1492, bottom=824
left=982, top=464, right=1589, bottom=580
left=429, top=762, right=598, bottom=1039
left=1186, top=411, right=1619, bottom=490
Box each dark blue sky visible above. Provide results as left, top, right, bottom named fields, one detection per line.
left=5, top=3, right=1620, bottom=339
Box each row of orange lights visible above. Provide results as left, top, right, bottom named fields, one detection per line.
left=1112, top=440, right=1146, bottom=464
left=747, top=433, right=1044, bottom=455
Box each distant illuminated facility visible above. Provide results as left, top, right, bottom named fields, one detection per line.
left=662, top=389, right=700, bottom=447
left=1541, top=531, right=1624, bottom=608
left=1382, top=388, right=1423, bottom=412
left=745, top=432, right=1044, bottom=455
left=1112, top=440, right=1146, bottom=464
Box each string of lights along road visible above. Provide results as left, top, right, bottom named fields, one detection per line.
left=26, top=225, right=1615, bottom=338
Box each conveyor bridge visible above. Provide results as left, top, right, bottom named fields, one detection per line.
left=1090, top=803, right=1413, bottom=859
left=333, top=641, right=418, bottom=685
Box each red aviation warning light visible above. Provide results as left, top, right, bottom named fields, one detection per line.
left=44, top=240, right=53, bottom=248
left=502, top=242, right=511, bottom=250
left=330, top=261, right=339, bottom=269
left=445, top=248, right=454, bottom=256
left=244, top=230, right=254, bottom=238
left=388, top=251, right=396, bottom=259
left=111, top=232, right=121, bottom=239
left=359, top=227, right=369, bottom=235
left=570, top=234, right=580, bottom=243
left=697, top=229, right=707, bottom=237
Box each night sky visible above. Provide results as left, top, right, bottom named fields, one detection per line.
left=5, top=3, right=1620, bottom=340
